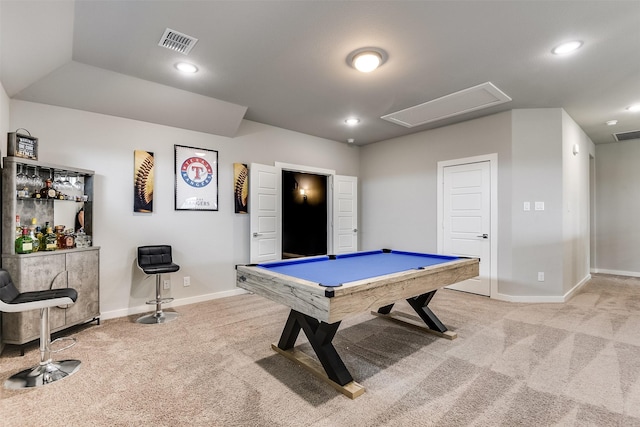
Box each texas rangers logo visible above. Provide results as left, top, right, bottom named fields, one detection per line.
left=181, top=157, right=213, bottom=188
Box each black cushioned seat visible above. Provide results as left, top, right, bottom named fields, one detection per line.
left=0, top=269, right=81, bottom=389
left=136, top=245, right=180, bottom=324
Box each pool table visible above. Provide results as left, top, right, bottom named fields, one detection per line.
left=236, top=249, right=479, bottom=398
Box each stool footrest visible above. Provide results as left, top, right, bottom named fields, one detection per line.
left=145, top=297, right=174, bottom=305
left=50, top=337, right=77, bottom=353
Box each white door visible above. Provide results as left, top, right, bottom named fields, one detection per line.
left=443, top=161, right=491, bottom=296
left=332, top=175, right=358, bottom=254
left=249, top=163, right=281, bottom=264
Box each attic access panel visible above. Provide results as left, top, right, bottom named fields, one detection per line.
left=381, top=82, right=512, bottom=128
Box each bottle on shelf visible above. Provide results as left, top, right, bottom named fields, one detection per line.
left=15, top=227, right=33, bottom=254
left=55, top=225, right=66, bottom=249
left=63, top=230, right=76, bottom=249
left=39, top=179, right=57, bottom=199
left=35, top=226, right=44, bottom=251
left=39, top=221, right=50, bottom=250
left=28, top=218, right=40, bottom=252
left=43, top=225, right=58, bottom=251
left=15, top=215, right=21, bottom=239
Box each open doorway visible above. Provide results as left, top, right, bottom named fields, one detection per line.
left=282, top=170, right=327, bottom=258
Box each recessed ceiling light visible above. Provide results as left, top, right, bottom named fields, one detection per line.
left=345, top=118, right=360, bottom=125
left=551, top=40, right=583, bottom=55
left=627, top=104, right=640, bottom=112
left=347, top=47, right=388, bottom=73
left=175, top=62, right=198, bottom=73
left=606, top=120, right=618, bottom=126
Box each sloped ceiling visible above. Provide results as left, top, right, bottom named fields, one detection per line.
left=1, top=1, right=639, bottom=144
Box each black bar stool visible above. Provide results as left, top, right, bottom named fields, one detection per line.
left=0, top=269, right=81, bottom=389
left=136, top=245, right=180, bottom=324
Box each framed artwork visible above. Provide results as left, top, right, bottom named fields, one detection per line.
left=134, top=150, right=154, bottom=213
left=233, top=163, right=248, bottom=213
left=174, top=144, right=218, bottom=211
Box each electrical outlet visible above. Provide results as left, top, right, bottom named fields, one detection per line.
left=183, top=276, right=190, bottom=287
left=538, top=272, right=545, bottom=281
left=163, top=279, right=170, bottom=290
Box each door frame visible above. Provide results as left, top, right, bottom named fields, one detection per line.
left=437, top=153, right=498, bottom=297
left=275, top=162, right=336, bottom=254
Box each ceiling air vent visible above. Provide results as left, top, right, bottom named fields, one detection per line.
left=381, top=82, right=512, bottom=128
left=158, top=28, right=198, bottom=55
left=613, top=130, right=640, bottom=142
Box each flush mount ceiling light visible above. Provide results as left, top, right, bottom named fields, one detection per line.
left=606, top=120, right=618, bottom=126
left=627, top=104, right=640, bottom=112
left=175, top=62, right=198, bottom=73
left=347, top=47, right=388, bottom=73
left=551, top=40, right=583, bottom=55
left=345, top=118, right=360, bottom=125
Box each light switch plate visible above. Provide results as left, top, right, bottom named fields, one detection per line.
left=535, top=201, right=545, bottom=211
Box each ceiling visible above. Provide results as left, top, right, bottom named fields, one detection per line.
left=1, top=1, right=639, bottom=146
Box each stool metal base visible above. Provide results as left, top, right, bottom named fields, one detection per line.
left=136, top=311, right=178, bottom=324
left=4, top=359, right=81, bottom=389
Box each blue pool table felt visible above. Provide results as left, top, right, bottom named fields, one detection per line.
left=257, top=250, right=459, bottom=287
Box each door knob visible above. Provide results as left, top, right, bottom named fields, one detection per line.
left=252, top=232, right=261, bottom=237
left=477, top=234, right=488, bottom=239
left=353, top=229, right=358, bottom=232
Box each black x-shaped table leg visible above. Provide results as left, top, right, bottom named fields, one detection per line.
left=377, top=289, right=447, bottom=333
left=276, top=309, right=353, bottom=386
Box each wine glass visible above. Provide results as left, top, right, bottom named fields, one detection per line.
left=16, top=164, right=29, bottom=197
left=60, top=172, right=71, bottom=191
left=29, top=166, right=43, bottom=189
left=53, top=170, right=64, bottom=191
left=72, top=173, right=84, bottom=192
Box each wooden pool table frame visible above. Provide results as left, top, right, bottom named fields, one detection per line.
left=236, top=254, right=479, bottom=399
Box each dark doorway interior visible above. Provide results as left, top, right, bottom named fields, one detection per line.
left=282, top=171, right=327, bottom=258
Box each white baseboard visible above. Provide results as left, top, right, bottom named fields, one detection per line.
left=100, top=288, right=249, bottom=321
left=564, top=274, right=591, bottom=301
left=591, top=268, right=640, bottom=278
left=491, top=274, right=591, bottom=303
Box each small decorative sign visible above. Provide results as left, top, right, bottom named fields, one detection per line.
left=8, top=131, right=38, bottom=160
left=174, top=144, right=218, bottom=211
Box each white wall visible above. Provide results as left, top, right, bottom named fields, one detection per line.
left=361, top=108, right=593, bottom=300
left=594, top=140, right=640, bottom=276
left=360, top=111, right=515, bottom=293
left=9, top=100, right=360, bottom=319
left=510, top=109, right=564, bottom=297
left=561, top=110, right=595, bottom=294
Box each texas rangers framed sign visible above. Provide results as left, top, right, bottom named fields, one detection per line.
left=174, top=144, right=218, bottom=211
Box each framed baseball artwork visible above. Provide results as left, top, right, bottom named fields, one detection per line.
left=174, top=144, right=218, bottom=211
left=134, top=150, right=154, bottom=213
left=233, top=163, right=248, bottom=213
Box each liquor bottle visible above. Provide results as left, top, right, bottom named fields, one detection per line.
left=36, top=226, right=45, bottom=251
left=39, top=179, right=57, bottom=199
left=28, top=218, right=40, bottom=252
left=39, top=221, right=50, bottom=250
left=63, top=230, right=76, bottom=249
left=15, top=227, right=33, bottom=254
left=55, top=225, right=66, bottom=249
left=44, top=226, right=58, bottom=251
left=15, top=215, right=21, bottom=239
